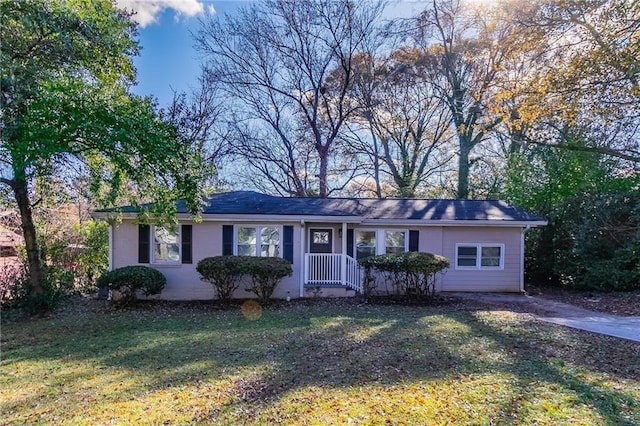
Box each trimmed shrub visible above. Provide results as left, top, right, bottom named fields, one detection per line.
left=360, top=252, right=449, bottom=302
left=241, top=257, right=292, bottom=304
left=96, top=265, right=166, bottom=305
left=196, top=256, right=245, bottom=306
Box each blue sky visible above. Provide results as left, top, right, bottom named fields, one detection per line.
left=119, top=0, right=428, bottom=108
left=121, top=1, right=250, bottom=107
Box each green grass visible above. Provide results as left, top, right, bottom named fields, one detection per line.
left=1, top=300, right=639, bottom=425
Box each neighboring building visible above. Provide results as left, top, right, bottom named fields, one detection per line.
left=0, top=225, right=23, bottom=262
left=93, top=191, right=547, bottom=300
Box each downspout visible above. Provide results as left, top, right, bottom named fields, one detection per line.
left=299, top=219, right=305, bottom=298
left=520, top=225, right=531, bottom=293
left=108, top=223, right=114, bottom=271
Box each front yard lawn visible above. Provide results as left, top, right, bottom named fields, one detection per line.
left=1, top=299, right=639, bottom=425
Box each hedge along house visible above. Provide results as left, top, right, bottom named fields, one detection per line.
left=93, top=191, right=547, bottom=300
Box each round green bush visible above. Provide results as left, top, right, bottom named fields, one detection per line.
left=240, top=257, right=292, bottom=303
left=96, top=265, right=166, bottom=304
left=196, top=256, right=293, bottom=304
left=196, top=256, right=245, bottom=305
left=359, top=252, right=450, bottom=275
left=359, top=252, right=450, bottom=301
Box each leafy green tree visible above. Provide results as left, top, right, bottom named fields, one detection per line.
left=504, top=139, right=638, bottom=287
left=75, top=220, right=109, bottom=290
left=0, top=0, right=204, bottom=308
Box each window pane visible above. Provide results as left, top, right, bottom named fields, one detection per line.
left=457, top=246, right=477, bottom=267
left=457, top=258, right=477, bottom=267
left=458, top=246, right=477, bottom=257
left=356, top=231, right=376, bottom=260
left=237, top=227, right=256, bottom=256
left=385, top=231, right=405, bottom=254
left=313, top=231, right=329, bottom=244
left=261, top=226, right=280, bottom=257
left=154, top=226, right=179, bottom=262
left=481, top=246, right=501, bottom=267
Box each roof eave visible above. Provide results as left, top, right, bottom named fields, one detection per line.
left=92, top=211, right=546, bottom=227
left=360, top=219, right=547, bottom=227
left=91, top=212, right=364, bottom=224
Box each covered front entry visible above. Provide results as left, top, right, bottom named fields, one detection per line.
left=303, top=225, right=362, bottom=293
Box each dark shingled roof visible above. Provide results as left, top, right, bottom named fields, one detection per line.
left=100, top=191, right=545, bottom=223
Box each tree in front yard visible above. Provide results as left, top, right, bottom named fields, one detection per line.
left=0, top=0, right=204, bottom=311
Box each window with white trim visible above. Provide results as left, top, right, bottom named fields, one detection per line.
left=455, top=244, right=504, bottom=269
left=355, top=230, right=408, bottom=260
left=152, top=225, right=180, bottom=263
left=356, top=231, right=376, bottom=260
left=385, top=231, right=406, bottom=254
left=236, top=225, right=281, bottom=257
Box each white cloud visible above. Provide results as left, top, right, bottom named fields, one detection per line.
left=115, top=0, right=215, bottom=27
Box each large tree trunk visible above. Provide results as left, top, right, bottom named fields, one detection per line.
left=318, top=147, right=329, bottom=197
left=365, top=112, right=383, bottom=198
left=12, top=172, right=44, bottom=296
left=457, top=143, right=471, bottom=199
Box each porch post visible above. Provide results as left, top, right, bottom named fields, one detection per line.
left=341, top=222, right=347, bottom=286
left=300, top=220, right=306, bottom=297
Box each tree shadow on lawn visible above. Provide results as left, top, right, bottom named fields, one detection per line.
left=209, top=308, right=639, bottom=424
left=460, top=311, right=639, bottom=425
left=2, top=302, right=639, bottom=423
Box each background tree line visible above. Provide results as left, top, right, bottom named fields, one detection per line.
left=198, top=0, right=639, bottom=290
left=1, top=0, right=638, bottom=313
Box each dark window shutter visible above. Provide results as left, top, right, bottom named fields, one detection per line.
left=346, top=229, right=354, bottom=257
left=138, top=224, right=150, bottom=263
left=181, top=224, right=192, bottom=264
left=222, top=225, right=234, bottom=255
left=409, top=230, right=419, bottom=252
left=283, top=225, right=294, bottom=263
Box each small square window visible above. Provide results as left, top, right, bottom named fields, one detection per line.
left=313, top=231, right=330, bottom=244
left=457, top=246, right=478, bottom=267
left=481, top=246, right=501, bottom=267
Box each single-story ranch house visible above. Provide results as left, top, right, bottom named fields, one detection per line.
left=93, top=191, right=547, bottom=299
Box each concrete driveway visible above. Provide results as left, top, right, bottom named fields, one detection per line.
left=449, top=293, right=640, bottom=343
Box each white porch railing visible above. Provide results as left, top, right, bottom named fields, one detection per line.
left=304, top=253, right=362, bottom=293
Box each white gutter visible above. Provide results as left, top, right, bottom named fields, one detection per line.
left=108, top=224, right=114, bottom=271
left=520, top=225, right=531, bottom=293
left=358, top=219, right=547, bottom=227
left=92, top=211, right=547, bottom=228
left=92, top=212, right=363, bottom=224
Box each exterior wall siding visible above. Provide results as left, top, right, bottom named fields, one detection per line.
left=439, top=227, right=522, bottom=292
left=112, top=221, right=302, bottom=301
left=111, top=221, right=525, bottom=300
